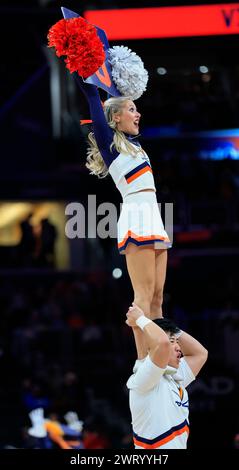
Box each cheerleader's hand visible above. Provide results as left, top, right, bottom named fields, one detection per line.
left=126, top=303, right=145, bottom=327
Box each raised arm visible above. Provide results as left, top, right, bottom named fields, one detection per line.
left=126, top=304, right=170, bottom=369
left=177, top=330, right=208, bottom=377
left=131, top=326, right=148, bottom=360
left=74, top=76, right=119, bottom=166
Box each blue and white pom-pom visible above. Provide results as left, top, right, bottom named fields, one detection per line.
left=108, top=46, right=148, bottom=100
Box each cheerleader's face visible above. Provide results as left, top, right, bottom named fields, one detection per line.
left=114, top=100, right=141, bottom=136
left=168, top=335, right=182, bottom=369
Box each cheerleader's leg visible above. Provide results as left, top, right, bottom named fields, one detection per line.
left=125, top=244, right=156, bottom=317
left=150, top=249, right=167, bottom=319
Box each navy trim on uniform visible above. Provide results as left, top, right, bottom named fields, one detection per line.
left=133, top=419, right=189, bottom=445
left=125, top=161, right=150, bottom=181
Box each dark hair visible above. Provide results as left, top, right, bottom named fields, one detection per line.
left=153, top=318, right=180, bottom=336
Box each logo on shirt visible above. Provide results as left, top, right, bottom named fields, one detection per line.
left=172, top=389, right=189, bottom=408
left=175, top=400, right=189, bottom=408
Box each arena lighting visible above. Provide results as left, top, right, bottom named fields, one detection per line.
left=112, top=268, right=122, bottom=279
left=157, top=67, right=167, bottom=75
left=84, top=4, right=239, bottom=40
left=199, top=65, right=209, bottom=73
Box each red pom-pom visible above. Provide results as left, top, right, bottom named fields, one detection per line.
left=47, top=17, right=105, bottom=78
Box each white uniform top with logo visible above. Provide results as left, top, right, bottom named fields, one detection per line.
left=127, top=356, right=195, bottom=449
left=108, top=143, right=156, bottom=199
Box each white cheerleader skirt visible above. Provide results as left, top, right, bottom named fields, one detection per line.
left=117, top=191, right=172, bottom=254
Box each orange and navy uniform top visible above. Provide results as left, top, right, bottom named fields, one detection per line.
left=133, top=419, right=190, bottom=449
left=77, top=79, right=156, bottom=199
left=127, top=357, right=195, bottom=449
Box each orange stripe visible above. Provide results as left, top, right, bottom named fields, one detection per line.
left=133, top=425, right=189, bottom=449
left=95, top=62, right=112, bottom=87
left=80, top=119, right=93, bottom=125
left=118, top=230, right=170, bottom=249
left=127, top=166, right=152, bottom=183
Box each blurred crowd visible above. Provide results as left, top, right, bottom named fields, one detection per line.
left=0, top=261, right=238, bottom=449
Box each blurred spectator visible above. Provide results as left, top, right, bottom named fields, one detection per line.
left=25, top=408, right=84, bottom=449
left=36, top=218, right=57, bottom=268
left=22, top=379, right=51, bottom=412
left=19, top=213, right=36, bottom=267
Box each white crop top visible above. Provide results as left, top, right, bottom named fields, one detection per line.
left=108, top=145, right=156, bottom=199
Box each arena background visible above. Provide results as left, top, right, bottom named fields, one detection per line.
left=0, top=0, right=239, bottom=451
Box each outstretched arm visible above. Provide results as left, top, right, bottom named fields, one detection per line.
left=75, top=76, right=119, bottom=166
left=177, top=330, right=208, bottom=377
